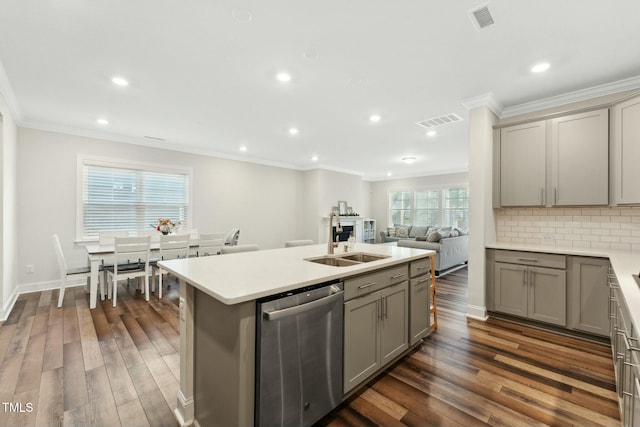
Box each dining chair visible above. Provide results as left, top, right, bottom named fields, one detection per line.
left=53, top=234, right=91, bottom=308
left=197, top=232, right=226, bottom=256
left=98, top=230, right=130, bottom=298
left=151, top=233, right=190, bottom=299
left=103, top=236, right=151, bottom=307
left=224, top=228, right=241, bottom=246
left=220, top=244, right=259, bottom=254
left=284, top=240, right=314, bottom=247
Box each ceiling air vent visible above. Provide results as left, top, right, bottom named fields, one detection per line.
left=469, top=3, right=494, bottom=31
left=416, top=113, right=463, bottom=129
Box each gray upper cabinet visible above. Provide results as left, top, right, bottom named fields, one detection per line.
left=550, top=109, right=609, bottom=206
left=612, top=95, right=640, bottom=205
left=500, top=121, right=546, bottom=206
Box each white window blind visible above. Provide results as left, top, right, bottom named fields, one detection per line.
left=388, top=185, right=468, bottom=228
left=79, top=159, right=190, bottom=240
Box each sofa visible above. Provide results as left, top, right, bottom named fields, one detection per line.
left=379, top=225, right=468, bottom=274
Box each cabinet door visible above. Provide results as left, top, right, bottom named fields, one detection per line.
left=500, top=121, right=546, bottom=206
left=493, top=262, right=528, bottom=317
left=409, top=276, right=431, bottom=345
left=379, top=282, right=408, bottom=366
left=569, top=257, right=609, bottom=336
left=612, top=96, right=640, bottom=204
left=343, top=292, right=380, bottom=393
left=528, top=266, right=566, bottom=326
left=550, top=109, right=609, bottom=206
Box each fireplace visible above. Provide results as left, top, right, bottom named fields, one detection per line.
left=332, top=225, right=354, bottom=242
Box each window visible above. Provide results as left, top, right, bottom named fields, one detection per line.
left=77, top=157, right=192, bottom=241
left=388, top=186, right=468, bottom=228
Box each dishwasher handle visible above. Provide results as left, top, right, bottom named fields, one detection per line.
left=264, top=290, right=343, bottom=321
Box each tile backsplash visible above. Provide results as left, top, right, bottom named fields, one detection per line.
left=495, top=207, right=640, bottom=251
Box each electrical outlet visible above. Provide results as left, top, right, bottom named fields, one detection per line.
left=26, top=264, right=35, bottom=274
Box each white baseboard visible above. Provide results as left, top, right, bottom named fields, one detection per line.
left=0, top=288, right=19, bottom=322
left=0, top=277, right=87, bottom=321
left=465, top=304, right=488, bottom=321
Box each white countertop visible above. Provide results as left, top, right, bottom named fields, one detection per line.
left=159, top=243, right=434, bottom=305
left=487, top=242, right=640, bottom=333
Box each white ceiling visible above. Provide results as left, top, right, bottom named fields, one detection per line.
left=1, top=0, right=639, bottom=180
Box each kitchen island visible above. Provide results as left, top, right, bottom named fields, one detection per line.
left=159, top=243, right=435, bottom=427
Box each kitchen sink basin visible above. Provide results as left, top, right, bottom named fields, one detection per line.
left=341, top=253, right=390, bottom=263
left=305, top=252, right=390, bottom=267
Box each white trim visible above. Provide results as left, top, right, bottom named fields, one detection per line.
left=461, top=92, right=503, bottom=117
left=0, top=60, right=22, bottom=121
left=465, top=304, right=488, bottom=321
left=365, top=166, right=469, bottom=182
left=0, top=288, right=19, bottom=322
left=500, top=75, right=640, bottom=118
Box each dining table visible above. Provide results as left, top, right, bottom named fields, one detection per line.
left=85, top=241, right=200, bottom=309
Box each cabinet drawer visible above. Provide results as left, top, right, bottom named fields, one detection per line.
left=494, top=250, right=566, bottom=269
left=410, top=258, right=431, bottom=278
left=344, top=264, right=408, bottom=301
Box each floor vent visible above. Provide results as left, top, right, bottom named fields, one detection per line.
left=469, top=3, right=494, bottom=31
left=416, top=113, right=463, bottom=129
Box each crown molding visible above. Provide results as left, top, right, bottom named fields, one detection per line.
left=460, top=92, right=503, bottom=117
left=364, top=166, right=469, bottom=182
left=0, top=60, right=22, bottom=121
left=500, top=75, right=640, bottom=118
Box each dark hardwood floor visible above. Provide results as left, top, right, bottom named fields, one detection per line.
left=316, top=268, right=620, bottom=427
left=0, top=268, right=620, bottom=426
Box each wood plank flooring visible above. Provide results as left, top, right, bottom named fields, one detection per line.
left=317, top=268, right=621, bottom=427
left=0, top=268, right=620, bottom=427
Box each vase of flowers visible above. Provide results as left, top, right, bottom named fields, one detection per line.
left=152, top=218, right=179, bottom=235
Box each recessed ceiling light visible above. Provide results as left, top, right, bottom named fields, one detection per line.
left=369, top=114, right=381, bottom=123
left=239, top=145, right=247, bottom=152
left=387, top=172, right=393, bottom=177
left=402, top=156, right=417, bottom=164
left=111, top=76, right=129, bottom=86
left=97, top=118, right=109, bottom=125
left=276, top=72, right=292, bottom=83
left=311, top=155, right=318, bottom=162
left=426, top=130, right=437, bottom=137
left=288, top=127, right=299, bottom=135
left=531, top=62, right=550, bottom=73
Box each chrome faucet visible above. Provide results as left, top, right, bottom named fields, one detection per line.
left=328, top=211, right=342, bottom=254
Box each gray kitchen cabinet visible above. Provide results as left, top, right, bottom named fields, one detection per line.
left=500, top=120, right=546, bottom=206
left=550, top=108, right=609, bottom=206
left=343, top=291, right=380, bottom=393
left=492, top=250, right=566, bottom=327
left=612, top=95, right=640, bottom=205
left=568, top=256, right=610, bottom=336
left=409, top=257, right=433, bottom=345
left=343, top=279, right=408, bottom=393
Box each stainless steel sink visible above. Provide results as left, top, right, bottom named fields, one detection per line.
left=341, top=253, right=390, bottom=263
left=305, top=252, right=390, bottom=267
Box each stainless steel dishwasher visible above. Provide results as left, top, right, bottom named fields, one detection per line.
left=255, top=280, right=344, bottom=427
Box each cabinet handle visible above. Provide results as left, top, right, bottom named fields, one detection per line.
left=540, top=188, right=544, bottom=206
left=517, top=257, right=538, bottom=262
left=390, top=273, right=406, bottom=279
left=384, top=296, right=388, bottom=319
left=416, top=277, right=430, bottom=284
left=416, top=266, right=428, bottom=270
left=523, top=271, right=526, bottom=286
left=358, top=282, right=376, bottom=289
left=530, top=270, right=534, bottom=285
left=377, top=299, right=382, bottom=320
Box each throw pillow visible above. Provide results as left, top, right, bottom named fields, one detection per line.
left=387, top=227, right=396, bottom=237
left=426, top=229, right=442, bottom=242
left=450, top=229, right=459, bottom=237
left=409, top=225, right=429, bottom=238
left=454, top=227, right=468, bottom=235
left=396, top=226, right=409, bottom=238
left=415, top=236, right=428, bottom=241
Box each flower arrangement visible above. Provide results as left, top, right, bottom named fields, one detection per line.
left=152, top=218, right=180, bottom=235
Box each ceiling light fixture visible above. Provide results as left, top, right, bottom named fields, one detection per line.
left=369, top=114, right=381, bottom=123
left=276, top=72, right=292, bottom=83
left=97, top=118, right=109, bottom=125
left=311, top=155, right=318, bottom=162
left=426, top=130, right=437, bottom=137
left=111, top=76, right=129, bottom=86
left=387, top=172, right=393, bottom=177
left=402, top=156, right=417, bottom=164
left=231, top=9, right=252, bottom=22
left=531, top=62, right=550, bottom=73
left=239, top=145, right=247, bottom=152
left=288, top=127, right=299, bottom=135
